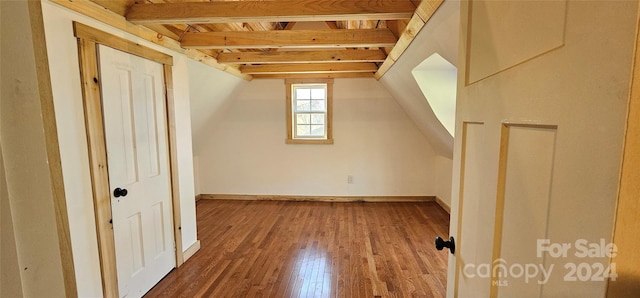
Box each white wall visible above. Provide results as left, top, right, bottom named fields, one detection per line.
left=0, top=2, right=23, bottom=296
left=193, top=77, right=438, bottom=197
left=188, top=58, right=244, bottom=197
left=434, top=156, right=453, bottom=207
left=1, top=1, right=66, bottom=296
left=41, top=2, right=198, bottom=296
left=193, top=155, right=201, bottom=196
left=189, top=59, right=245, bottom=151
left=0, top=141, right=24, bottom=298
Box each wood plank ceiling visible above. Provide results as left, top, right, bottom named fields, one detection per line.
left=87, top=0, right=444, bottom=80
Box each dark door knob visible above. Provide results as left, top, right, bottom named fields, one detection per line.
left=113, top=187, right=128, bottom=198
left=435, top=236, right=455, bottom=254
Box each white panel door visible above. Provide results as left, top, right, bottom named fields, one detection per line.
left=446, top=1, right=636, bottom=297
left=98, top=45, right=175, bottom=298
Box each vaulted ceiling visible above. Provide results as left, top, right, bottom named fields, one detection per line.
left=67, top=0, right=443, bottom=80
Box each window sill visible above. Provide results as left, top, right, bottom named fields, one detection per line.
left=286, top=138, right=334, bottom=145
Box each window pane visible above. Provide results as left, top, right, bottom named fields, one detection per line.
left=311, top=88, right=325, bottom=100
left=296, top=113, right=311, bottom=124
left=296, top=88, right=311, bottom=100
left=296, top=100, right=311, bottom=112
left=297, top=125, right=310, bottom=136
left=310, top=125, right=325, bottom=136
left=311, top=114, right=325, bottom=124
left=311, top=100, right=325, bottom=112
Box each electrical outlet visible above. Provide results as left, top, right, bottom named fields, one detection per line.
left=347, top=175, right=354, bottom=184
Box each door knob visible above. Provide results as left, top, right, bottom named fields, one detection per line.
left=113, top=187, right=128, bottom=198
left=435, top=236, right=455, bottom=254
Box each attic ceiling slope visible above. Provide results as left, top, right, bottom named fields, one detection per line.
left=79, top=0, right=443, bottom=80
left=378, top=0, right=458, bottom=158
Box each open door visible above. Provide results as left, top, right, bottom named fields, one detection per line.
left=445, top=1, right=638, bottom=297
left=607, top=3, right=640, bottom=296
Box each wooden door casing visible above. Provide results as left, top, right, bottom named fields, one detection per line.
left=74, top=22, right=184, bottom=297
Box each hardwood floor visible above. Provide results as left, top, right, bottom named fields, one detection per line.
left=145, top=199, right=450, bottom=297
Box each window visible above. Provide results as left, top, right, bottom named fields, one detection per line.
left=286, top=79, right=333, bottom=144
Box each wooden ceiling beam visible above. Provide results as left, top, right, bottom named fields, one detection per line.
left=181, top=29, right=397, bottom=49
left=375, top=0, right=444, bottom=79
left=126, top=0, right=416, bottom=24
left=240, top=63, right=378, bottom=74
left=252, top=73, right=375, bottom=79
left=217, top=50, right=387, bottom=64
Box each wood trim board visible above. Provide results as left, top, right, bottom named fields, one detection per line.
left=183, top=240, right=201, bottom=263
left=199, top=194, right=437, bottom=203
left=435, top=196, right=451, bottom=214
left=163, top=64, right=184, bottom=267
left=28, top=1, right=78, bottom=296
left=76, top=36, right=119, bottom=298
left=73, top=22, right=173, bottom=66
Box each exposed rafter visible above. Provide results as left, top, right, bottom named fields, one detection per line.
left=181, top=29, right=397, bottom=49
left=126, top=0, right=417, bottom=24
left=217, top=50, right=387, bottom=64
left=240, top=63, right=378, bottom=75
left=58, top=0, right=445, bottom=80
left=252, top=73, right=375, bottom=79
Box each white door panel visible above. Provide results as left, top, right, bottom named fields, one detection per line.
left=494, top=125, right=557, bottom=297
left=447, top=1, right=636, bottom=297
left=99, top=45, right=175, bottom=298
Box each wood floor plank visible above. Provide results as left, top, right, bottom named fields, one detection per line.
left=144, top=200, right=450, bottom=297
